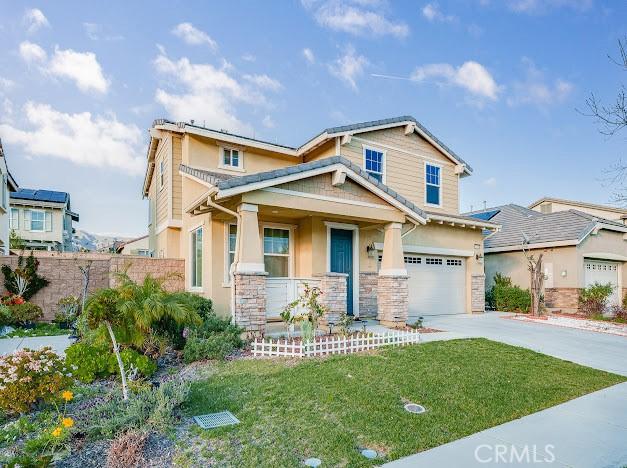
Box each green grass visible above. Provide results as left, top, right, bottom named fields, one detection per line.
left=184, top=338, right=625, bottom=467
left=0, top=323, right=70, bottom=339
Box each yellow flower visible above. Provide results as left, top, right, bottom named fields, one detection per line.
left=62, top=390, right=73, bottom=401
left=51, top=427, right=62, bottom=437
left=61, top=417, right=74, bottom=428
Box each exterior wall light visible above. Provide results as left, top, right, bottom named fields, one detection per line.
left=561, top=269, right=567, bottom=278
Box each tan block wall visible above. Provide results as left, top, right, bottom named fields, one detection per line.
left=545, top=287, right=580, bottom=312
left=0, top=252, right=184, bottom=321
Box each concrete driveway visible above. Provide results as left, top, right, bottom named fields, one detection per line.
left=424, top=312, right=627, bottom=376
left=384, top=312, right=627, bottom=467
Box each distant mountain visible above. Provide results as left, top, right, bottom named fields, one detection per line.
left=73, top=229, right=133, bottom=252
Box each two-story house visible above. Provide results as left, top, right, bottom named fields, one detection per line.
left=142, top=116, right=498, bottom=333
left=0, top=140, right=19, bottom=255
left=529, top=197, right=627, bottom=225
left=9, top=189, right=79, bottom=252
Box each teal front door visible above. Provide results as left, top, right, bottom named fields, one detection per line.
left=330, top=228, right=353, bottom=315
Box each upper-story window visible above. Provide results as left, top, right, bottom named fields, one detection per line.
left=10, top=208, right=19, bottom=230
left=363, top=147, right=384, bottom=182
left=30, top=210, right=46, bottom=232
left=425, top=163, right=441, bottom=206
left=159, top=160, right=165, bottom=190
left=221, top=147, right=244, bottom=171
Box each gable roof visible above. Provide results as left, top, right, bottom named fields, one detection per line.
left=528, top=196, right=627, bottom=215
left=467, top=204, right=627, bottom=252
left=145, top=115, right=471, bottom=196
left=11, top=188, right=79, bottom=221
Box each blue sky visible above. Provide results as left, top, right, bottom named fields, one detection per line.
left=0, top=0, right=625, bottom=236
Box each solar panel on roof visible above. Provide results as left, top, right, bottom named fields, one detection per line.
left=11, top=189, right=68, bottom=204
left=469, top=210, right=500, bottom=221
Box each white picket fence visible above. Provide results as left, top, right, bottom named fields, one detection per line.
left=252, top=330, right=421, bottom=358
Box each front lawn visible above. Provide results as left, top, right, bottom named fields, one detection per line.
left=0, top=323, right=70, bottom=339
left=183, top=338, right=625, bottom=467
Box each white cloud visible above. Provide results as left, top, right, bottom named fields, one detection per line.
left=243, top=74, right=282, bottom=92
left=0, top=102, right=144, bottom=174
left=304, top=0, right=409, bottom=38
left=1, top=98, right=14, bottom=124
left=421, top=3, right=458, bottom=22
left=506, top=0, right=592, bottom=13
left=411, top=61, right=501, bottom=100
left=172, top=23, right=217, bottom=50
left=262, top=115, right=276, bottom=128
left=507, top=58, right=574, bottom=107
left=82, top=22, right=124, bottom=41
left=23, top=8, right=49, bottom=34
left=19, top=41, right=47, bottom=63
left=0, top=77, right=15, bottom=91
left=241, top=53, right=256, bottom=62
left=48, top=47, right=109, bottom=93
left=153, top=53, right=270, bottom=134
left=484, top=177, right=497, bottom=186
left=303, top=48, right=316, bottom=64
left=329, top=45, right=369, bottom=91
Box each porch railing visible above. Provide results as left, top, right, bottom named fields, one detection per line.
left=266, top=277, right=321, bottom=319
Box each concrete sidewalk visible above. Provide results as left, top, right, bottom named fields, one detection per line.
left=385, top=382, right=627, bottom=468
left=0, top=334, right=73, bottom=355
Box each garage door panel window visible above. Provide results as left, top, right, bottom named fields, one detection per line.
left=426, top=258, right=442, bottom=265
left=447, top=259, right=462, bottom=266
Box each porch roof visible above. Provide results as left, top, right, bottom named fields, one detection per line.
left=180, top=156, right=429, bottom=223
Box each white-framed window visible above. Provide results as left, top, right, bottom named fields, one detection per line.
left=220, top=147, right=244, bottom=170
left=30, top=210, right=45, bottom=232
left=190, top=226, right=203, bottom=288
left=425, top=163, right=441, bottom=206
left=10, top=208, right=19, bottom=230
left=363, top=147, right=385, bottom=182
left=263, top=227, right=290, bottom=277
left=224, top=223, right=237, bottom=283
left=159, top=160, right=165, bottom=189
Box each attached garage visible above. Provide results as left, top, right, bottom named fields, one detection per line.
left=584, top=259, right=621, bottom=307
left=380, top=254, right=467, bottom=322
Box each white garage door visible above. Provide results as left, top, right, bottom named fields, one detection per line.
left=402, top=254, right=466, bottom=321
left=584, top=260, right=620, bottom=307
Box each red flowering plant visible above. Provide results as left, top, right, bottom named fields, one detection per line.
left=0, top=347, right=72, bottom=414
left=1, top=294, right=25, bottom=306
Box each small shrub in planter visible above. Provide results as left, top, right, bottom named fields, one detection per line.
left=0, top=347, right=71, bottom=414
left=9, top=302, right=43, bottom=327
left=182, top=332, right=238, bottom=363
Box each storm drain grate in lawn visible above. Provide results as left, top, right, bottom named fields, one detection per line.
left=193, top=411, right=240, bottom=429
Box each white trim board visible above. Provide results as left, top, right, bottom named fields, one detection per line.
left=325, top=221, right=360, bottom=318
left=374, top=243, right=474, bottom=258
left=261, top=187, right=396, bottom=211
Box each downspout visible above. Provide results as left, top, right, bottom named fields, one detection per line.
left=204, top=192, right=241, bottom=324
left=401, top=219, right=419, bottom=239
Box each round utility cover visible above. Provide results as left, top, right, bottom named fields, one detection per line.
left=361, top=449, right=378, bottom=459
left=304, top=457, right=322, bottom=467
left=404, top=403, right=426, bottom=414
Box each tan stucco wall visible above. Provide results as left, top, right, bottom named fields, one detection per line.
left=336, top=126, right=460, bottom=215
left=155, top=227, right=181, bottom=259
left=532, top=201, right=627, bottom=221
left=120, top=236, right=149, bottom=255
left=155, top=136, right=171, bottom=226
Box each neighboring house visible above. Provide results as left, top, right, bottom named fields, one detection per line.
left=9, top=189, right=79, bottom=252
left=0, top=139, right=19, bottom=255
left=116, top=235, right=150, bottom=256
left=468, top=204, right=627, bottom=313
left=142, top=116, right=498, bottom=333
left=529, top=196, right=627, bottom=224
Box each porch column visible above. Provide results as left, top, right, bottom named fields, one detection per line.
left=233, top=203, right=267, bottom=335
left=377, top=222, right=409, bottom=328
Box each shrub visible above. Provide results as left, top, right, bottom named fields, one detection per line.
left=579, top=282, right=614, bottom=317
left=488, top=274, right=531, bottom=313
left=54, top=295, right=81, bottom=325
left=8, top=302, right=43, bottom=325
left=182, top=332, right=237, bottom=364
left=0, top=305, right=13, bottom=328
left=106, top=431, right=148, bottom=468
left=1, top=252, right=49, bottom=300
left=65, top=343, right=157, bottom=383
left=80, top=380, right=190, bottom=439
left=0, top=348, right=71, bottom=414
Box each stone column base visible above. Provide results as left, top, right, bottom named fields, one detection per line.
left=314, top=273, right=348, bottom=326
left=377, top=275, right=408, bottom=327
left=471, top=274, right=486, bottom=313
left=233, top=272, right=267, bottom=335
left=359, top=272, right=378, bottom=319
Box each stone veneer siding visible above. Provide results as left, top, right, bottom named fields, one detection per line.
left=471, top=274, right=486, bottom=312
left=377, top=275, right=408, bottom=327
left=544, top=287, right=580, bottom=312
left=359, top=272, right=378, bottom=318
left=0, top=252, right=184, bottom=321
left=233, top=272, right=267, bottom=335
left=315, top=273, right=348, bottom=325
